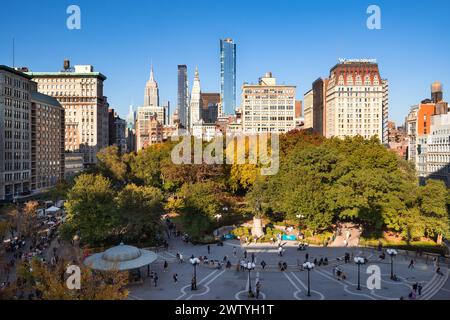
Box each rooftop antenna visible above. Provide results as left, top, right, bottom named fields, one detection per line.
left=12, top=37, right=15, bottom=68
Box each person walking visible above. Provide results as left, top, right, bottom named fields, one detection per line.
left=256, top=281, right=261, bottom=300
left=412, top=283, right=418, bottom=293
left=173, top=273, right=178, bottom=283
left=261, top=260, right=266, bottom=270
left=153, top=273, right=159, bottom=287
left=207, top=245, right=211, bottom=255
left=163, top=260, right=168, bottom=272
left=408, top=259, right=415, bottom=269
left=305, top=253, right=309, bottom=261
left=244, top=250, right=247, bottom=259
left=251, top=252, right=255, bottom=263
left=233, top=247, right=237, bottom=257
left=418, top=284, right=423, bottom=296
left=179, top=253, right=183, bottom=264
left=278, top=246, right=283, bottom=257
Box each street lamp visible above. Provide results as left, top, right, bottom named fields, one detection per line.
left=189, top=255, right=200, bottom=290
left=387, top=249, right=398, bottom=280
left=303, top=261, right=315, bottom=297
left=354, top=256, right=365, bottom=290
left=245, top=261, right=256, bottom=297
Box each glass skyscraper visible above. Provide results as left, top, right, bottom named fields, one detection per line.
left=177, top=65, right=189, bottom=128
left=220, top=38, right=236, bottom=116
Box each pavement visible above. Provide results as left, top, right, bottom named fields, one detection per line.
left=128, top=237, right=450, bottom=300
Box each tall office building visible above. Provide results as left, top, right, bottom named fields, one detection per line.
left=1, top=65, right=65, bottom=200
left=382, top=79, right=389, bottom=144
left=190, top=67, right=202, bottom=129
left=220, top=38, right=236, bottom=116
left=242, top=72, right=296, bottom=133
left=177, top=65, right=189, bottom=129
left=27, top=61, right=109, bottom=165
left=324, top=60, right=385, bottom=141
left=0, top=66, right=32, bottom=200
left=31, top=91, right=65, bottom=192
left=144, top=66, right=159, bottom=107
left=108, top=109, right=127, bottom=153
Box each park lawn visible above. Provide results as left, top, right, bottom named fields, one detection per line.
left=360, top=236, right=448, bottom=255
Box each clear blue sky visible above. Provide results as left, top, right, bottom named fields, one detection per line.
left=1, top=0, right=450, bottom=124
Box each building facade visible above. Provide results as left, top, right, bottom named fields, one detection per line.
left=324, top=61, right=385, bottom=141
left=135, top=107, right=163, bottom=150
left=201, top=93, right=220, bottom=124
left=189, top=67, right=202, bottom=130
left=303, top=89, right=314, bottom=129
left=0, top=66, right=32, bottom=200
left=27, top=62, right=109, bottom=165
left=312, top=78, right=328, bottom=135
left=177, top=65, right=189, bottom=129
left=30, top=91, right=65, bottom=193
left=108, top=109, right=127, bottom=152
left=242, top=72, right=296, bottom=133
left=220, top=38, right=236, bottom=116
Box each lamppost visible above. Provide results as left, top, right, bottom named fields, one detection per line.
left=354, top=256, right=365, bottom=290
left=387, top=249, right=398, bottom=280
left=190, top=255, right=200, bottom=290
left=245, top=261, right=256, bottom=297
left=303, top=261, right=315, bottom=297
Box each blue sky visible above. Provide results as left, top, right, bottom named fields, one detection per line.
left=1, top=0, right=449, bottom=124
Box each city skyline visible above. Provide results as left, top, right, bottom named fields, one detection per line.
left=1, top=0, right=450, bottom=124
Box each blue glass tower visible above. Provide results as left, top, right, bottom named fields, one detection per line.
left=220, top=38, right=236, bottom=116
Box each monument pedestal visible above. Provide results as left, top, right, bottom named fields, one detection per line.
left=251, top=217, right=264, bottom=238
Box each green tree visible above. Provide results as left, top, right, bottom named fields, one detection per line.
left=64, top=174, right=118, bottom=244
left=116, top=184, right=164, bottom=243
left=97, top=145, right=129, bottom=183
left=176, top=182, right=223, bottom=239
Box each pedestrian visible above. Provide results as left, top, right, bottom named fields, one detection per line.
left=261, top=260, right=266, bottom=270
left=408, top=259, right=414, bottom=269
left=179, top=253, right=183, bottom=264
left=418, top=284, right=423, bottom=296
left=233, top=247, right=237, bottom=257
left=412, top=282, right=418, bottom=293
left=191, top=276, right=197, bottom=290
left=251, top=252, right=255, bottom=263
left=305, top=253, right=309, bottom=261
left=207, top=245, right=210, bottom=255
left=256, top=281, right=261, bottom=300
left=153, top=273, right=158, bottom=287
left=173, top=273, right=178, bottom=283
left=278, top=246, right=283, bottom=257
left=244, top=250, right=247, bottom=259
left=164, top=260, right=168, bottom=272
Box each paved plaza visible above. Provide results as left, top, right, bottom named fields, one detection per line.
left=128, top=239, right=450, bottom=300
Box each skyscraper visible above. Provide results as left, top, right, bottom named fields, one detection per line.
left=220, top=38, right=236, bottom=116
left=177, top=65, right=189, bottom=129
left=144, top=66, right=159, bottom=107
left=190, top=67, right=202, bottom=129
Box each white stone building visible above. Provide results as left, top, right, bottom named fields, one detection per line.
left=242, top=72, right=296, bottom=134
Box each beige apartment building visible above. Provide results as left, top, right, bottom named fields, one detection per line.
left=242, top=72, right=296, bottom=133
left=31, top=91, right=65, bottom=192
left=27, top=62, right=109, bottom=165
left=325, top=60, right=386, bottom=141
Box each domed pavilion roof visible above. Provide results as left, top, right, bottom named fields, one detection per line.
left=84, top=242, right=158, bottom=271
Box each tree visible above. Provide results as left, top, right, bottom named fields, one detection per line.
left=176, top=182, right=223, bottom=239
left=21, top=201, right=39, bottom=237
left=97, top=145, right=129, bottom=183
left=65, top=174, right=118, bottom=245
left=21, top=259, right=128, bottom=300
left=116, top=184, right=164, bottom=243
left=418, top=179, right=450, bottom=243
